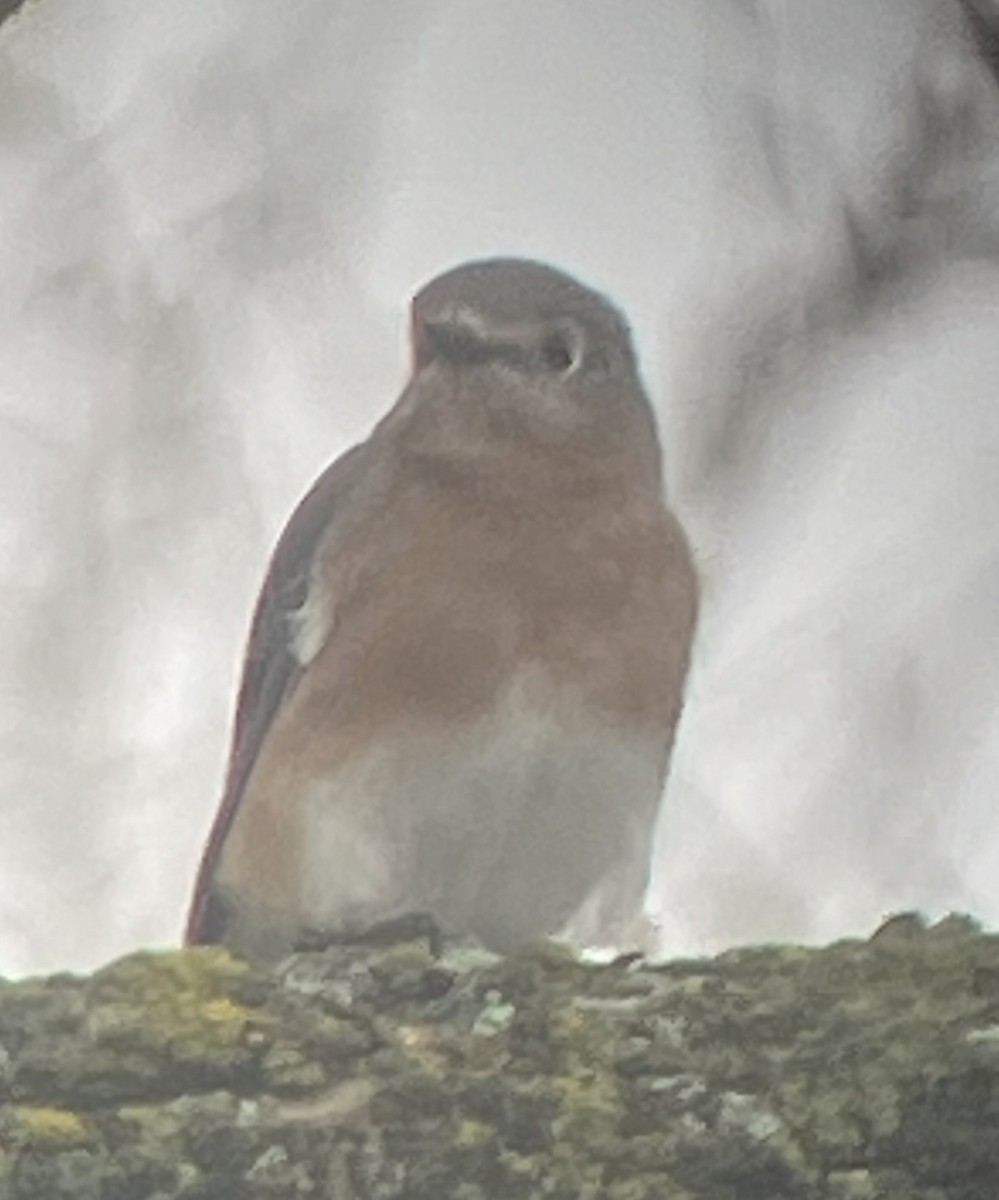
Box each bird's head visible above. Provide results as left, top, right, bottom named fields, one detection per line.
left=406, top=258, right=659, bottom=466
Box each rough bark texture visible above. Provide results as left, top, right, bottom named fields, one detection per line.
left=0, top=915, right=996, bottom=1198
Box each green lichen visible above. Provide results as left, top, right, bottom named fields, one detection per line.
left=12, top=1105, right=92, bottom=1148
left=456, top=1117, right=494, bottom=1146
left=82, top=949, right=263, bottom=1097
left=0, top=916, right=995, bottom=1196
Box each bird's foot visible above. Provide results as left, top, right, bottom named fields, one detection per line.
left=295, top=910, right=444, bottom=956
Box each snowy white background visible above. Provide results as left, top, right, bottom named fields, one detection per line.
left=1, top=0, right=998, bottom=978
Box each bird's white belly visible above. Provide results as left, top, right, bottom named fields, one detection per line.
left=296, top=674, right=665, bottom=953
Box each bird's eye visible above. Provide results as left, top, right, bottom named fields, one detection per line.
left=538, top=322, right=584, bottom=376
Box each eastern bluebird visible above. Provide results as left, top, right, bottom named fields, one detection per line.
left=185, top=258, right=697, bottom=962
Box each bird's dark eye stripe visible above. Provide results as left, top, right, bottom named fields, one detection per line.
left=417, top=313, right=587, bottom=376
left=421, top=321, right=509, bottom=365
left=419, top=324, right=586, bottom=376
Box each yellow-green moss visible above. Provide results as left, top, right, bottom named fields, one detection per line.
left=14, top=1106, right=92, bottom=1148
left=456, top=1117, right=494, bottom=1146
left=88, top=948, right=262, bottom=1065
left=92, top=946, right=252, bottom=1005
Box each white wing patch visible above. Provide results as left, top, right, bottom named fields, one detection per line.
left=288, top=573, right=334, bottom=666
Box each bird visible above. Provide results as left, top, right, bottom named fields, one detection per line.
left=185, top=257, right=697, bottom=963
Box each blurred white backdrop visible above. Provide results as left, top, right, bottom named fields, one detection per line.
left=1, top=0, right=997, bottom=977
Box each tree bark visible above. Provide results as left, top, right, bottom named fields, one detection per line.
left=0, top=914, right=995, bottom=1198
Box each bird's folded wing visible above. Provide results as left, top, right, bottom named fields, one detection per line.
left=184, top=443, right=367, bottom=943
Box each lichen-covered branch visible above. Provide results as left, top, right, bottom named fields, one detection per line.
left=0, top=915, right=996, bottom=1198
